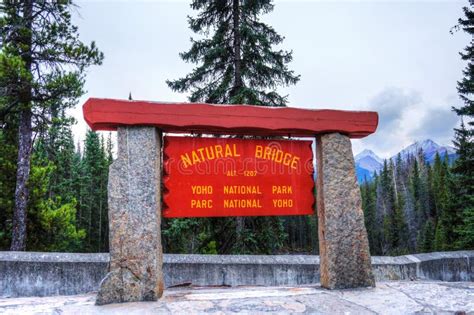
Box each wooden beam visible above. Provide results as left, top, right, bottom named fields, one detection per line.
left=83, top=98, right=378, bottom=138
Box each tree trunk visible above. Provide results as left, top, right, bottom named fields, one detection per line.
left=231, top=0, right=245, bottom=249
left=10, top=108, right=32, bottom=251
left=236, top=216, right=244, bottom=252
left=231, top=0, right=242, bottom=98
left=10, top=0, right=33, bottom=251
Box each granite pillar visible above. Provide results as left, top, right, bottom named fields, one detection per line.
left=316, top=133, right=375, bottom=289
left=96, top=127, right=163, bottom=305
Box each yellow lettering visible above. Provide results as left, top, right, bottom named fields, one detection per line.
left=283, top=153, right=292, bottom=166
left=263, top=147, right=272, bottom=160
left=181, top=153, right=192, bottom=168
left=225, top=144, right=233, bottom=157
left=233, top=144, right=240, bottom=157
left=255, top=145, right=263, bottom=158
left=197, top=148, right=206, bottom=161
left=191, top=199, right=213, bottom=208
left=291, top=157, right=300, bottom=170
left=272, top=186, right=293, bottom=194
left=191, top=186, right=213, bottom=194
left=205, top=147, right=215, bottom=160
left=215, top=145, right=223, bottom=158
left=192, top=150, right=201, bottom=164
left=274, top=150, right=284, bottom=163
left=272, top=199, right=294, bottom=207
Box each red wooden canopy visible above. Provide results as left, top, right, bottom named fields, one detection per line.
left=83, top=98, right=378, bottom=138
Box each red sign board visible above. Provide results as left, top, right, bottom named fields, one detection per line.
left=163, top=136, right=314, bottom=218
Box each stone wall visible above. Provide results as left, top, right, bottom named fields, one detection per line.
left=1, top=251, right=473, bottom=298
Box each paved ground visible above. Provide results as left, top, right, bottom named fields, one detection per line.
left=0, top=281, right=473, bottom=314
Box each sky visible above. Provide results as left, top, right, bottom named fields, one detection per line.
left=71, top=0, right=469, bottom=158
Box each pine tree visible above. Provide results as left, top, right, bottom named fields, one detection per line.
left=361, top=178, right=379, bottom=254
left=452, top=121, right=474, bottom=248
left=166, top=0, right=299, bottom=254
left=0, top=116, right=17, bottom=249
left=0, top=1, right=103, bottom=250
left=25, top=144, right=85, bottom=252
left=419, top=219, right=435, bottom=253
left=81, top=130, right=107, bottom=252
left=431, top=153, right=458, bottom=250
left=453, top=0, right=474, bottom=120
left=167, top=0, right=299, bottom=106
left=451, top=0, right=474, bottom=249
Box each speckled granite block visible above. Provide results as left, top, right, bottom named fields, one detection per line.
left=96, top=127, right=163, bottom=305
left=316, top=133, right=375, bottom=289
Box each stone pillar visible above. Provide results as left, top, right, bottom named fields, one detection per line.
left=316, top=133, right=375, bottom=289
left=96, top=127, right=164, bottom=305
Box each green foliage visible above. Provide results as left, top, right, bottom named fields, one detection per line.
left=78, top=130, right=110, bottom=252
left=167, top=0, right=299, bottom=106
left=164, top=0, right=302, bottom=255
left=162, top=215, right=291, bottom=255
left=0, top=1, right=103, bottom=250
left=453, top=1, right=474, bottom=120
left=25, top=151, right=85, bottom=252
left=452, top=121, right=474, bottom=248
left=35, top=198, right=85, bottom=252
left=451, top=1, right=474, bottom=249
left=458, top=206, right=474, bottom=247
left=361, top=178, right=378, bottom=254
left=418, top=219, right=435, bottom=253
left=0, top=120, right=17, bottom=249
left=162, top=218, right=202, bottom=253
left=0, top=1, right=104, bottom=119
left=362, top=149, right=466, bottom=255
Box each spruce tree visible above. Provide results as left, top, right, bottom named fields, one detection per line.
left=419, top=219, right=435, bottom=253
left=167, top=0, right=300, bottom=106
left=453, top=0, right=474, bottom=120
left=0, top=116, right=17, bottom=249
left=81, top=130, right=109, bottom=252
left=361, top=178, right=378, bottom=254
left=451, top=0, right=474, bottom=249
left=0, top=1, right=103, bottom=250
left=166, top=0, right=299, bottom=254
left=453, top=120, right=474, bottom=248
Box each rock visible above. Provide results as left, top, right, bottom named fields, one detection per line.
left=96, top=127, right=164, bottom=305
left=316, top=133, right=375, bottom=289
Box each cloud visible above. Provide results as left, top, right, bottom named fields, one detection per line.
left=410, top=107, right=459, bottom=146
left=353, top=87, right=459, bottom=158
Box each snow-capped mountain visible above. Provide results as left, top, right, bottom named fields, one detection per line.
left=355, top=149, right=383, bottom=172
left=355, top=139, right=457, bottom=183
left=391, top=139, right=456, bottom=163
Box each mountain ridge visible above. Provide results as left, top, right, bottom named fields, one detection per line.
left=355, top=139, right=457, bottom=183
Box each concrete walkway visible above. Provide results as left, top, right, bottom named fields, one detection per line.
left=0, top=281, right=473, bottom=314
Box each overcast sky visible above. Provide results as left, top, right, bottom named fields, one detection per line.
left=71, top=0, right=469, bottom=158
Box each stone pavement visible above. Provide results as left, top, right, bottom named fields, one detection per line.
left=0, top=281, right=473, bottom=314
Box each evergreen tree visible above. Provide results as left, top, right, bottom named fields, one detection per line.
left=452, top=121, right=474, bottom=248
left=361, top=178, right=379, bottom=254
left=165, top=0, right=300, bottom=254
left=167, top=0, right=299, bottom=106
left=79, top=130, right=110, bottom=252
left=25, top=145, right=85, bottom=252
left=431, top=153, right=457, bottom=250
left=0, top=116, right=17, bottom=249
left=453, top=0, right=474, bottom=121
left=0, top=1, right=103, bottom=250
left=451, top=0, right=474, bottom=249
left=419, top=219, right=435, bottom=253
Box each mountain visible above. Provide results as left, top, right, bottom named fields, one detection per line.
left=355, top=149, right=383, bottom=183
left=391, top=139, right=456, bottom=164
left=355, top=139, right=457, bottom=183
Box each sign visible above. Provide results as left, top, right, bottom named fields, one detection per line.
left=163, top=136, right=314, bottom=217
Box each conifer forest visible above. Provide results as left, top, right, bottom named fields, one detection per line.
left=0, top=0, right=473, bottom=255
